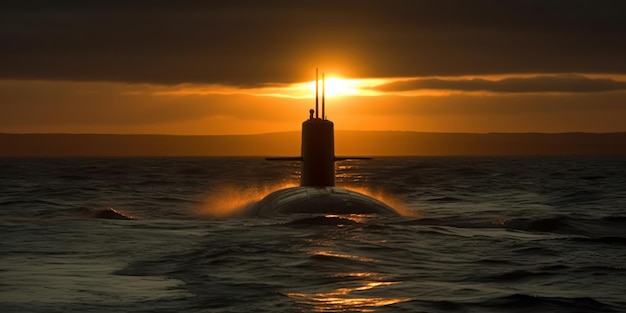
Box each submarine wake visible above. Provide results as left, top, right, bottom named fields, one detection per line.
left=195, top=183, right=297, bottom=218
left=336, top=185, right=419, bottom=217
left=195, top=183, right=414, bottom=219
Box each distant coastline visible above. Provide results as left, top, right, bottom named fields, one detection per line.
left=1, top=132, right=625, bottom=157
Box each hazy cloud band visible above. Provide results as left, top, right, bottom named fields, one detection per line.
left=373, top=75, right=626, bottom=93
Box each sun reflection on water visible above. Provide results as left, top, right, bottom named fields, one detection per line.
left=311, top=250, right=378, bottom=263
left=285, top=277, right=410, bottom=312
left=285, top=248, right=411, bottom=311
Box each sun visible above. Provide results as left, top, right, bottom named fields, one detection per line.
left=277, top=75, right=386, bottom=99
left=307, top=77, right=361, bottom=98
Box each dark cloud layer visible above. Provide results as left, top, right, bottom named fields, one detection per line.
left=2, top=0, right=626, bottom=85
left=375, top=75, right=626, bottom=93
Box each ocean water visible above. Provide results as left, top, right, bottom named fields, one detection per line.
left=1, top=156, right=625, bottom=312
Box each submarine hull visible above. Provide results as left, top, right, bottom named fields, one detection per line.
left=256, top=186, right=399, bottom=217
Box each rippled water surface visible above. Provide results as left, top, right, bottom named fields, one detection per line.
left=1, top=157, right=625, bottom=312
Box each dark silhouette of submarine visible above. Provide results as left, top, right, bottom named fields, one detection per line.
left=255, top=69, right=400, bottom=217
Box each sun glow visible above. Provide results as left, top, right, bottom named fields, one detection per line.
left=307, top=77, right=362, bottom=98
left=148, top=76, right=391, bottom=99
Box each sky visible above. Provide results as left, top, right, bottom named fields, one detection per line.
left=1, top=0, right=626, bottom=135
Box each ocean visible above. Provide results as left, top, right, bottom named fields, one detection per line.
left=1, top=156, right=625, bottom=312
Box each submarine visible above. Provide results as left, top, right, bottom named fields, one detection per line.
left=255, top=69, right=400, bottom=217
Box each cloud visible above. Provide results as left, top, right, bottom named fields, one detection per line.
left=1, top=79, right=625, bottom=134
left=0, top=80, right=309, bottom=128
left=1, top=1, right=625, bottom=85
left=373, top=75, right=626, bottom=94
left=330, top=92, right=626, bottom=118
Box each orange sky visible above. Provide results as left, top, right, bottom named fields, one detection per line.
left=1, top=74, right=626, bottom=135
left=1, top=2, right=626, bottom=135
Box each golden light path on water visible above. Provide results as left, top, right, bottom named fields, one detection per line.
left=286, top=286, right=410, bottom=313
left=285, top=251, right=410, bottom=312
left=281, top=232, right=412, bottom=312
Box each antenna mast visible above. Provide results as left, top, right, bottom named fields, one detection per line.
left=322, top=72, right=325, bottom=120
left=315, top=68, right=319, bottom=119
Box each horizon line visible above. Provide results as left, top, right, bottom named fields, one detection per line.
left=3, top=131, right=626, bottom=136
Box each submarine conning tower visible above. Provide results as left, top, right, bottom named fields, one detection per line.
left=301, top=116, right=335, bottom=186
left=301, top=69, right=335, bottom=187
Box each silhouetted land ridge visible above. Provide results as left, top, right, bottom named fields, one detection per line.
left=1, top=132, right=625, bottom=157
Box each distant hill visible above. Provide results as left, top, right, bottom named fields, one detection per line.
left=1, top=132, right=625, bottom=157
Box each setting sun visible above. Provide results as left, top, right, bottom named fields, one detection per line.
left=307, top=77, right=360, bottom=97
left=303, top=76, right=386, bottom=98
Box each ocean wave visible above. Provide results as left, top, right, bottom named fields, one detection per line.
left=570, top=236, right=626, bottom=246
left=502, top=216, right=576, bottom=233
left=480, top=293, right=619, bottom=313
left=474, top=269, right=556, bottom=283
left=285, top=216, right=360, bottom=227
left=2, top=156, right=625, bottom=313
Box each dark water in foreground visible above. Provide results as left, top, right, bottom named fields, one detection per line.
left=1, top=157, right=625, bottom=312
